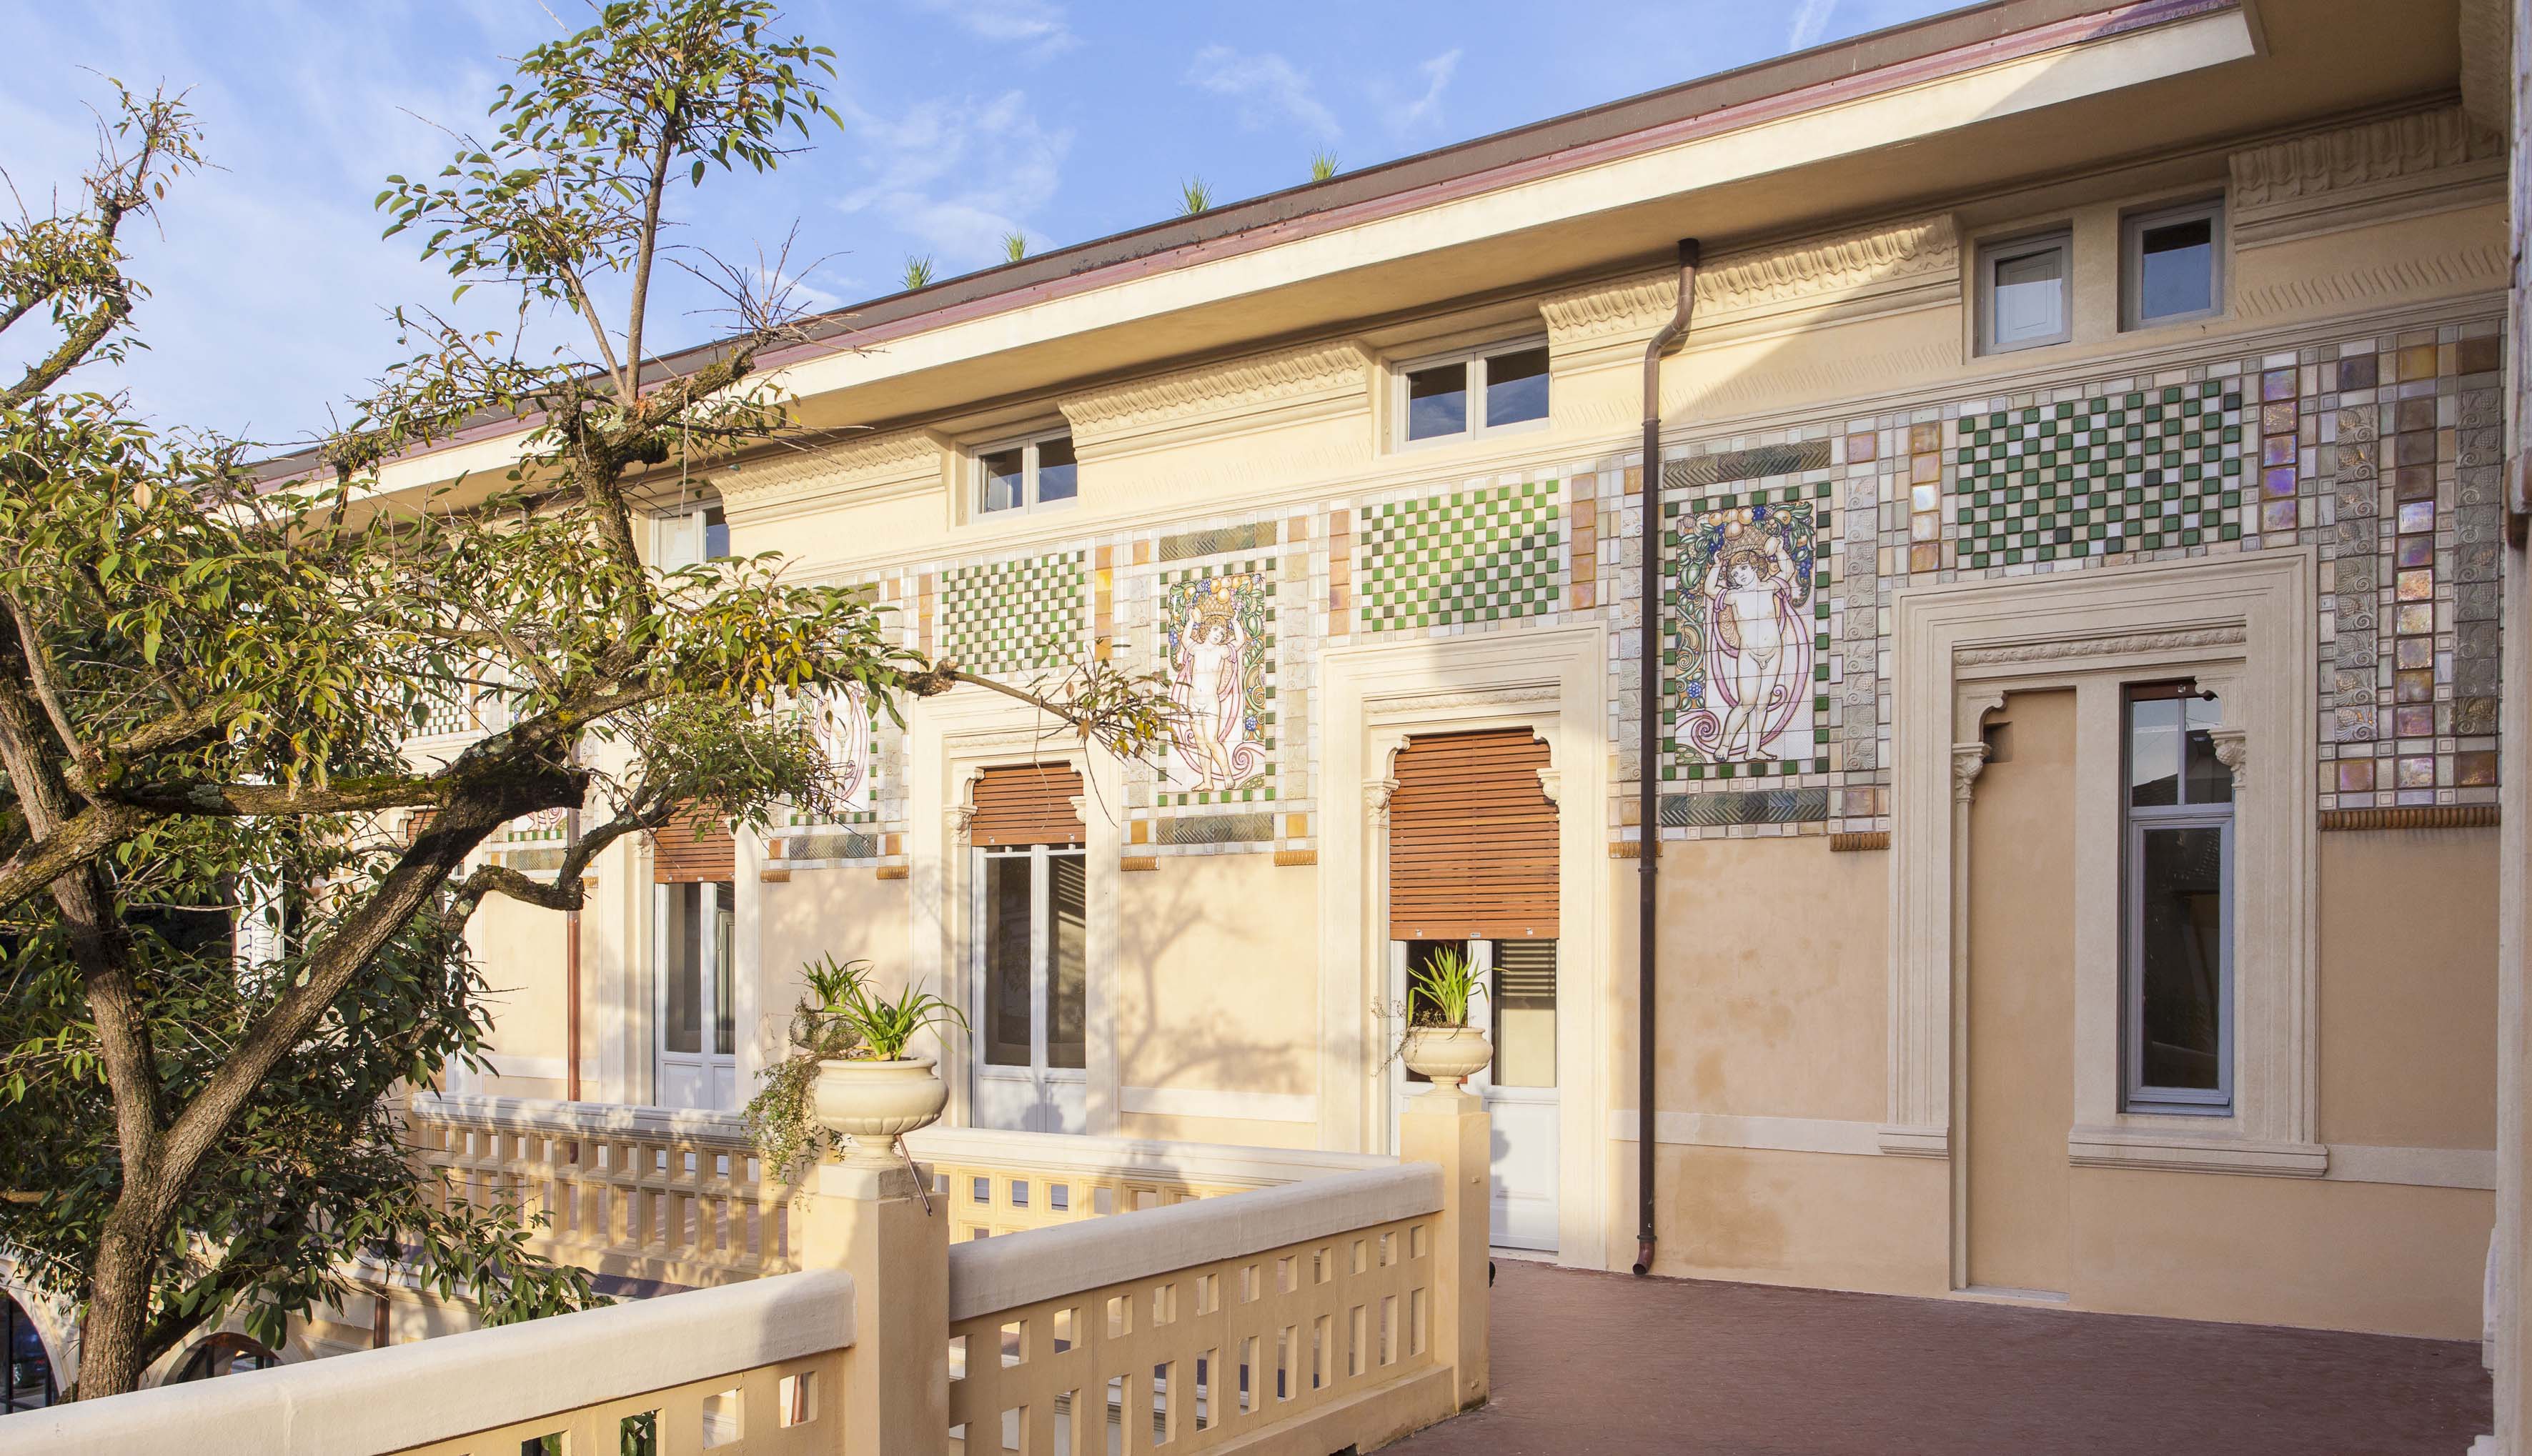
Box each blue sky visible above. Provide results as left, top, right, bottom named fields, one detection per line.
left=0, top=0, right=1959, bottom=444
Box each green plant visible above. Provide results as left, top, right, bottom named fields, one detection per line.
left=1409, top=946, right=1486, bottom=1027
left=1178, top=176, right=1213, bottom=214
left=1309, top=149, right=1339, bottom=182
left=902, top=253, right=936, bottom=287
left=1001, top=229, right=1028, bottom=261
left=828, top=976, right=967, bottom=1061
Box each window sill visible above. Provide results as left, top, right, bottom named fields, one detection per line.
left=2065, top=1124, right=2326, bottom=1178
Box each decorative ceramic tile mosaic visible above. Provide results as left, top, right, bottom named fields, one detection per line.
left=936, top=549, right=1086, bottom=677
left=1953, top=384, right=2248, bottom=569
left=790, top=683, right=877, bottom=826
left=1155, top=561, right=1277, bottom=807
left=1355, top=479, right=1562, bottom=630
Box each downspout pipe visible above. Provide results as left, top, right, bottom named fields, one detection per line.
left=1635, top=237, right=1700, bottom=1277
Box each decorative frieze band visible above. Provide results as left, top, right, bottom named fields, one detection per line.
left=1060, top=340, right=1373, bottom=452
left=715, top=428, right=945, bottom=514
left=2230, top=104, right=2503, bottom=246
left=1540, top=213, right=1959, bottom=359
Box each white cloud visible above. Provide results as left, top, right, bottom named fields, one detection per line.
left=1184, top=45, right=1341, bottom=144
left=1787, top=0, right=1840, bottom=51
left=910, top=0, right=1076, bottom=58
left=833, top=89, right=1071, bottom=269
left=1380, top=49, right=1461, bottom=137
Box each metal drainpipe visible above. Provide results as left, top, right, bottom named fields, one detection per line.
left=1635, top=237, right=1701, bottom=1278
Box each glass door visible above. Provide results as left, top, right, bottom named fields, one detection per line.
left=972, top=845, right=1087, bottom=1132
left=655, top=879, right=736, bottom=1109
left=1389, top=938, right=1561, bottom=1251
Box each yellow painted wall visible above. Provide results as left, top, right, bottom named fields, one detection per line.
left=464, top=892, right=570, bottom=1099
left=2320, top=829, right=2500, bottom=1150
left=1114, top=855, right=1319, bottom=1100
left=758, top=867, right=913, bottom=1047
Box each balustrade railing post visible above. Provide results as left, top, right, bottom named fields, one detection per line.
left=1399, top=1084, right=1492, bottom=1412
left=800, top=1157, right=949, bottom=1455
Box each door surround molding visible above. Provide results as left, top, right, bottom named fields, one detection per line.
left=1887, top=549, right=2321, bottom=1285
left=908, top=687, right=1124, bottom=1135
left=1319, top=620, right=1609, bottom=1269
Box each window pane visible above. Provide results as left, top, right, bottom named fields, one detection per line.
left=1490, top=940, right=1557, bottom=1088
left=2182, top=694, right=2232, bottom=804
left=1484, top=346, right=1549, bottom=428
left=2137, top=824, right=2225, bottom=1092
left=984, top=856, right=1033, bottom=1066
left=2128, top=695, right=2182, bottom=807
left=662, top=884, right=700, bottom=1055
left=1990, top=244, right=2066, bottom=346
left=702, top=505, right=730, bottom=560
left=2137, top=215, right=2214, bottom=321
left=1046, top=852, right=1086, bottom=1070
left=1034, top=435, right=1078, bottom=505
left=712, top=884, right=735, bottom=1057
left=1405, top=363, right=1468, bottom=440
left=980, top=447, right=1026, bottom=514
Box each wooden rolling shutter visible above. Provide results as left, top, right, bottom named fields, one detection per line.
left=970, top=764, right=1086, bottom=847
left=651, top=804, right=735, bottom=883
left=1389, top=729, right=1558, bottom=939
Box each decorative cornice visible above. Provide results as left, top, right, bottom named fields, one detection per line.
left=714, top=429, right=943, bottom=508
left=2233, top=244, right=2508, bottom=320
left=1953, top=624, right=2245, bottom=667
left=1060, top=341, right=1373, bottom=446
left=2230, top=105, right=2500, bottom=209
left=1363, top=684, right=1563, bottom=717
left=1540, top=214, right=1957, bottom=354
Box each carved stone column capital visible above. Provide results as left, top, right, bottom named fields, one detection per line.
left=1950, top=742, right=1990, bottom=804
left=1535, top=767, right=1563, bottom=807
left=945, top=804, right=975, bottom=845
left=1364, top=777, right=1401, bottom=821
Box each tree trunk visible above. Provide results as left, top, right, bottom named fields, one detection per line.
left=74, top=1195, right=172, bottom=1398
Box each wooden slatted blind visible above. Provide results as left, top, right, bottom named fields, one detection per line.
left=1389, top=729, right=1558, bottom=939
left=970, top=764, right=1086, bottom=847
left=651, top=805, right=735, bottom=883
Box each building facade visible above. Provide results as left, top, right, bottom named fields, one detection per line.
left=427, top=0, right=2507, bottom=1345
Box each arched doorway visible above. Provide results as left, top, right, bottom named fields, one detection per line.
left=3, top=1292, right=57, bottom=1411
left=172, top=1332, right=280, bottom=1383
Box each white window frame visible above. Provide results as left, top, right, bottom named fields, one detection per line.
left=971, top=429, right=1077, bottom=519
left=2119, top=197, right=2225, bottom=332
left=2119, top=685, right=2235, bottom=1115
left=1390, top=336, right=1553, bottom=452
left=1976, top=229, right=2074, bottom=356
left=653, top=498, right=727, bottom=570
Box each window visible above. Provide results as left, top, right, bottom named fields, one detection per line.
left=2122, top=199, right=2223, bottom=330
left=1394, top=340, right=1551, bottom=447
left=2122, top=683, right=2232, bottom=1112
left=1978, top=230, right=2072, bottom=354
left=656, top=499, right=728, bottom=569
left=975, top=431, right=1077, bottom=517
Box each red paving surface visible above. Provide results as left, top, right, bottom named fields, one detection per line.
left=1385, top=1258, right=2491, bottom=1456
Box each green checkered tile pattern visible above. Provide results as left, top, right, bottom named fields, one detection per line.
left=1356, top=480, right=1560, bottom=630
left=938, top=549, right=1086, bottom=677
left=1955, top=383, right=2247, bottom=569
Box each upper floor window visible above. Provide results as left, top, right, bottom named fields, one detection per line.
left=1978, top=229, right=2072, bottom=354
left=656, top=499, right=728, bottom=570
left=2123, top=682, right=2232, bottom=1114
left=1396, top=340, right=1551, bottom=448
left=2123, top=198, right=2223, bottom=330
left=976, top=431, right=1077, bottom=517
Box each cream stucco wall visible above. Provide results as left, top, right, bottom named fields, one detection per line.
left=1114, top=855, right=1319, bottom=1109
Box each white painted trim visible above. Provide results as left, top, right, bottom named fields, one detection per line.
left=2067, top=1126, right=2328, bottom=1178
left=1318, top=621, right=1610, bottom=1272
left=908, top=1125, right=1394, bottom=1189
left=941, top=1165, right=1441, bottom=1322
left=2325, top=1144, right=2498, bottom=1191
left=1118, top=1085, right=1319, bottom=1125
left=1608, top=1110, right=1885, bottom=1157
left=0, top=1270, right=855, bottom=1456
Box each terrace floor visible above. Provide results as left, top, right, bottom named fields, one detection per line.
left=1387, top=1257, right=2492, bottom=1456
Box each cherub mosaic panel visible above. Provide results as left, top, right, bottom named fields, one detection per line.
left=1657, top=469, right=1835, bottom=793
left=1156, top=561, right=1277, bottom=807
left=801, top=683, right=878, bottom=824
left=936, top=549, right=1086, bottom=676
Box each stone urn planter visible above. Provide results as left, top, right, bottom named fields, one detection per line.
left=1401, top=1024, right=1493, bottom=1090
left=812, top=1054, right=948, bottom=1162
